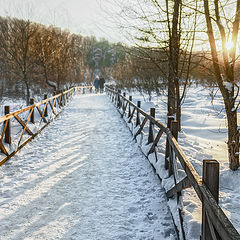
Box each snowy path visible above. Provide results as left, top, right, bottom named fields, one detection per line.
left=0, top=94, right=176, bottom=240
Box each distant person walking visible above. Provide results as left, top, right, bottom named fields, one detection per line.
left=99, top=77, right=105, bottom=93
left=94, top=76, right=99, bottom=93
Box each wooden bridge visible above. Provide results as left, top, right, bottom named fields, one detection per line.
left=0, top=86, right=239, bottom=240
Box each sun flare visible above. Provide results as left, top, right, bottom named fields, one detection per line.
left=225, top=40, right=234, bottom=51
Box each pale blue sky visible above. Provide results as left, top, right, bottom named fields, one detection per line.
left=0, top=0, right=124, bottom=42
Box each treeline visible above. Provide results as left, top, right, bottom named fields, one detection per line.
left=1, top=16, right=234, bottom=105
left=0, top=17, right=121, bottom=103
left=112, top=46, right=240, bottom=97
left=108, top=0, right=240, bottom=170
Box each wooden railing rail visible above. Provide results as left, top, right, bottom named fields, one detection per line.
left=105, top=86, right=240, bottom=240
left=0, top=86, right=92, bottom=166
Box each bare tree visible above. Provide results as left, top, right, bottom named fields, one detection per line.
left=108, top=0, right=197, bottom=129
left=203, top=0, right=240, bottom=170
left=31, top=24, right=58, bottom=91
left=0, top=17, right=37, bottom=104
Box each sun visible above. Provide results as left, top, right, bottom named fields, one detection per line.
left=225, top=40, right=234, bottom=51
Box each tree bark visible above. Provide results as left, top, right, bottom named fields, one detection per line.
left=167, top=0, right=181, bottom=116
left=25, top=80, right=30, bottom=106
left=43, top=64, right=57, bottom=91
left=224, top=96, right=239, bottom=170
left=176, top=84, right=181, bottom=131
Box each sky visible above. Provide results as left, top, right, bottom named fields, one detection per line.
left=0, top=0, right=213, bottom=50
left=0, top=0, right=124, bottom=43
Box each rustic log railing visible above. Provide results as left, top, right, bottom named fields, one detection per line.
left=106, top=86, right=240, bottom=240
left=0, top=86, right=92, bottom=166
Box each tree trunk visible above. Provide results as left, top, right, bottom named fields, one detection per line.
left=168, top=0, right=181, bottom=118
left=176, top=95, right=181, bottom=131
left=25, top=81, right=30, bottom=106
left=167, top=75, right=176, bottom=116
left=175, top=76, right=181, bottom=130
left=57, top=74, right=61, bottom=92
left=225, top=98, right=239, bottom=170
left=22, top=72, right=30, bottom=105
left=43, top=64, right=57, bottom=91
left=203, top=0, right=239, bottom=170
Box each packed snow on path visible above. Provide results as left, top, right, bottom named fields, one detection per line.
left=0, top=94, right=177, bottom=240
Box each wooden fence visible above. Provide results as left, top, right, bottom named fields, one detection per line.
left=0, top=86, right=92, bottom=166
left=106, top=87, right=240, bottom=240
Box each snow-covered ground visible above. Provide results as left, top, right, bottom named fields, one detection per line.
left=0, top=94, right=177, bottom=240
left=122, top=86, right=240, bottom=238
left=1, top=85, right=240, bottom=240
left=0, top=98, right=25, bottom=116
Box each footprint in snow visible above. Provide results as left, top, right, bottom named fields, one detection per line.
left=145, top=212, right=158, bottom=221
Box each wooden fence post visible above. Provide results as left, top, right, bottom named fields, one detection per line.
left=148, top=108, right=155, bottom=143
left=165, top=115, right=174, bottom=169
left=4, top=106, right=11, bottom=144
left=115, top=89, right=118, bottom=105
left=111, top=91, right=114, bottom=102
left=202, top=160, right=220, bottom=240
left=136, top=101, right=141, bottom=126
left=122, top=93, right=126, bottom=113
left=128, top=96, right=132, bottom=118
left=169, top=120, right=178, bottom=176
left=83, top=88, right=85, bottom=94
left=115, top=89, right=117, bottom=104
left=44, top=94, right=48, bottom=117
left=117, top=90, right=121, bottom=108
left=63, top=90, right=66, bottom=105
left=60, top=90, right=64, bottom=107
left=30, top=98, right=35, bottom=124
left=53, top=91, right=57, bottom=107
left=66, top=90, right=69, bottom=102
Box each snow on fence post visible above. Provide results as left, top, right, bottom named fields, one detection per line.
left=44, top=94, right=48, bottom=117
left=202, top=160, right=220, bottom=240
left=128, top=96, right=132, bottom=118
left=4, top=106, right=11, bottom=144
left=165, top=115, right=174, bottom=169
left=148, top=108, right=155, bottom=144
left=136, top=101, right=141, bottom=127
left=169, top=120, right=178, bottom=177
left=30, top=98, right=35, bottom=124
